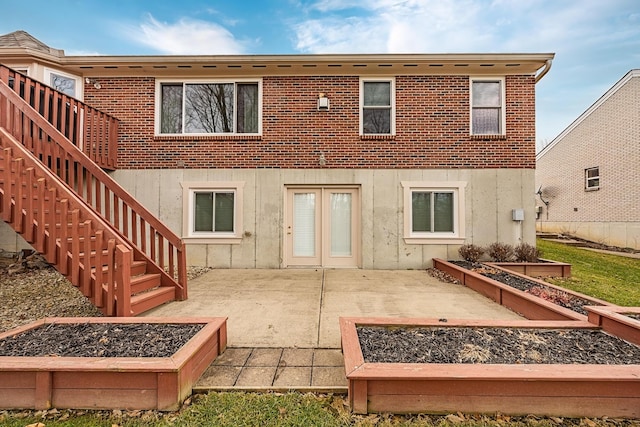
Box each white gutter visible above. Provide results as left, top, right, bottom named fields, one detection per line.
left=535, top=59, right=552, bottom=83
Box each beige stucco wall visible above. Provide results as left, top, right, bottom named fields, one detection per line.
left=0, top=168, right=536, bottom=267
left=535, top=73, right=639, bottom=249
left=107, top=168, right=535, bottom=268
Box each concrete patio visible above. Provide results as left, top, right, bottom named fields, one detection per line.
left=143, top=269, right=523, bottom=391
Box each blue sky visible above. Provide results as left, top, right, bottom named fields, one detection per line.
left=1, top=0, right=638, bottom=149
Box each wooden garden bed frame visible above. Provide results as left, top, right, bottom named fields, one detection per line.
left=432, top=258, right=611, bottom=321
left=0, top=317, right=227, bottom=411
left=586, top=306, right=640, bottom=346
left=341, top=317, right=640, bottom=418
left=486, top=259, right=571, bottom=278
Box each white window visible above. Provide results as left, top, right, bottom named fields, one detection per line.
left=157, top=80, right=261, bottom=135
left=470, top=77, right=505, bottom=135
left=360, top=78, right=395, bottom=135
left=401, top=181, right=466, bottom=244
left=182, top=182, right=244, bottom=243
left=585, top=167, right=600, bottom=190
left=44, top=68, right=82, bottom=99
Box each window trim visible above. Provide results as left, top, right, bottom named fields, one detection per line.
left=401, top=181, right=466, bottom=244
left=182, top=181, right=245, bottom=243
left=155, top=78, right=262, bottom=136
left=470, top=77, right=505, bottom=136
left=44, top=67, right=83, bottom=100
left=360, top=77, right=396, bottom=136
left=585, top=166, right=600, bottom=191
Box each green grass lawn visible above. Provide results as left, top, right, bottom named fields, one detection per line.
left=1, top=392, right=633, bottom=426
left=537, top=239, right=640, bottom=306
left=2, top=241, right=639, bottom=427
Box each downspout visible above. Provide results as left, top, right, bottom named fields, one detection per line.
left=535, top=59, right=553, bottom=83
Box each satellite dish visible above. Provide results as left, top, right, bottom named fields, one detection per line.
left=536, top=185, right=549, bottom=206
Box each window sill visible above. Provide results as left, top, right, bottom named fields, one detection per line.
left=470, top=134, right=507, bottom=140
left=360, top=134, right=396, bottom=140
left=184, top=237, right=243, bottom=244
left=155, top=134, right=262, bottom=141
left=585, top=187, right=600, bottom=192
left=404, top=237, right=466, bottom=245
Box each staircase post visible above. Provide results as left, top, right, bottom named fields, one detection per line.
left=115, top=244, right=132, bottom=317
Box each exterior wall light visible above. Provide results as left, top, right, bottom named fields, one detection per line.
left=85, top=77, right=101, bottom=89
left=317, top=93, right=329, bottom=110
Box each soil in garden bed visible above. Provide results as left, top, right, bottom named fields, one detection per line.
left=0, top=323, right=204, bottom=357
left=358, top=326, right=640, bottom=364
left=450, top=261, right=591, bottom=315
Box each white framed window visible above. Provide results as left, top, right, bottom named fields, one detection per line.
left=470, top=77, right=505, bottom=135
left=401, top=181, right=466, bottom=244
left=585, top=167, right=600, bottom=191
left=156, top=79, right=261, bottom=135
left=182, top=181, right=244, bottom=243
left=44, top=68, right=82, bottom=99
left=360, top=78, right=395, bottom=135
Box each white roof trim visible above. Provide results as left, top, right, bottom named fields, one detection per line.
left=537, top=69, right=640, bottom=160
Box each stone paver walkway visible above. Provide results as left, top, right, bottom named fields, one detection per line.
left=194, top=347, right=347, bottom=392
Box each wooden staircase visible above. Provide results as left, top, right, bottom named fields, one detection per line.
left=0, top=65, right=187, bottom=316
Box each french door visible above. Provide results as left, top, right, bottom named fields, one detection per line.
left=285, top=187, right=360, bottom=267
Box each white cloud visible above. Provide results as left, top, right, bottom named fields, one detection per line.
left=294, top=0, right=639, bottom=54
left=124, top=15, right=249, bottom=55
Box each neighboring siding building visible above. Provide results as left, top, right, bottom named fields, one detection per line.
left=536, top=69, right=640, bottom=250
left=0, top=31, right=554, bottom=268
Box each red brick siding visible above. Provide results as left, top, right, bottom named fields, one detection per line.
left=84, top=75, right=535, bottom=169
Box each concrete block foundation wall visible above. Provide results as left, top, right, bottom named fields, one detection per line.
left=96, top=168, right=535, bottom=269
left=536, top=221, right=640, bottom=250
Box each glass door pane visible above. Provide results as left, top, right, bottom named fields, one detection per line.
left=293, top=193, right=316, bottom=257
left=330, top=193, right=352, bottom=256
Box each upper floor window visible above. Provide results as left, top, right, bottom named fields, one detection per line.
left=360, top=78, right=395, bottom=135
left=470, top=78, right=504, bottom=135
left=158, top=80, right=261, bottom=135
left=585, top=167, right=600, bottom=190
left=44, top=68, right=82, bottom=99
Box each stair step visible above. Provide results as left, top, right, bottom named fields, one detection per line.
left=131, top=260, right=148, bottom=276
left=130, top=273, right=162, bottom=294
left=92, top=260, right=148, bottom=281
left=130, top=287, right=175, bottom=316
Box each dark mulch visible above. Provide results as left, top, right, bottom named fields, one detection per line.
left=358, top=326, right=640, bottom=364
left=0, top=323, right=204, bottom=357
left=450, top=261, right=591, bottom=315
left=625, top=313, right=640, bottom=321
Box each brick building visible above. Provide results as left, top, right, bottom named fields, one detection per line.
left=1, top=31, right=554, bottom=268
left=535, top=69, right=640, bottom=250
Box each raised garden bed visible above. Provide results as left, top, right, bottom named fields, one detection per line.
left=586, top=306, right=640, bottom=346
left=486, top=259, right=571, bottom=278
left=0, top=317, right=227, bottom=411
left=432, top=258, right=611, bottom=321
left=340, top=317, right=640, bottom=417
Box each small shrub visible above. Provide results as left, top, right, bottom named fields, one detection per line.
left=514, top=243, right=541, bottom=262
left=458, top=244, right=485, bottom=262
left=486, top=242, right=515, bottom=262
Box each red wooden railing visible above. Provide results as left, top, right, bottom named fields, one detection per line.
left=0, top=72, right=187, bottom=310
left=0, top=127, right=130, bottom=314
left=0, top=64, right=117, bottom=170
